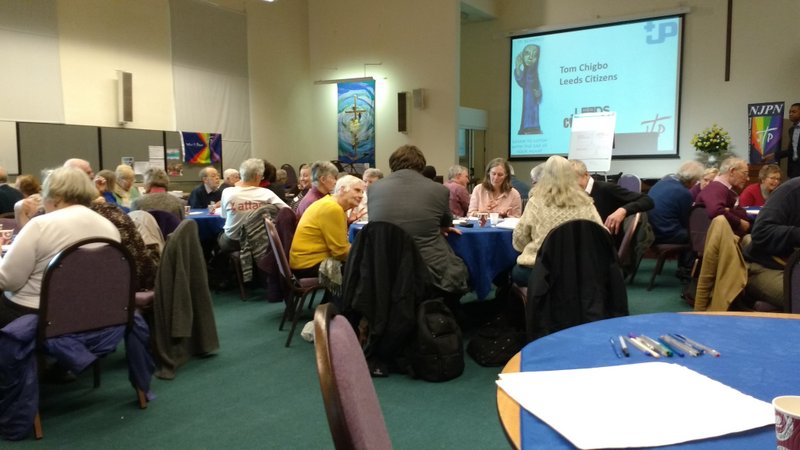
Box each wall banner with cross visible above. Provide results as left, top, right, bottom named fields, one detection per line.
left=337, top=80, right=375, bottom=167
left=747, top=101, right=784, bottom=164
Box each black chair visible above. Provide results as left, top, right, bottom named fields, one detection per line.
left=34, top=238, right=148, bottom=439
left=265, top=218, right=325, bottom=347
left=645, top=242, right=690, bottom=290
left=688, top=204, right=711, bottom=278
left=783, top=249, right=800, bottom=313
left=314, top=303, right=392, bottom=450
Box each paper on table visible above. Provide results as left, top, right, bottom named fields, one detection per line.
left=496, top=217, right=519, bottom=229
left=496, top=362, right=773, bottom=449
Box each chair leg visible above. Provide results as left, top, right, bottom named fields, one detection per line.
left=279, top=294, right=297, bottom=331
left=285, top=293, right=308, bottom=347
left=647, top=253, right=669, bottom=291
left=137, top=388, right=148, bottom=409
left=34, top=412, right=43, bottom=439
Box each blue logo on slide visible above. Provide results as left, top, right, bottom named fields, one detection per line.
left=644, top=21, right=677, bottom=44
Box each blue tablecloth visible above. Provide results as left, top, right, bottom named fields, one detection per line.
left=186, top=209, right=225, bottom=241
left=349, top=223, right=518, bottom=299
left=519, top=313, right=799, bottom=449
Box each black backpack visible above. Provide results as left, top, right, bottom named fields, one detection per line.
left=408, top=299, right=464, bottom=382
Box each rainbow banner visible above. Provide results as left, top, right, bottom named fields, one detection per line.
left=747, top=102, right=784, bottom=164
left=181, top=132, right=222, bottom=165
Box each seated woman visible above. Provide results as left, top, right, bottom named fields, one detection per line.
left=289, top=163, right=311, bottom=210
left=467, top=157, right=522, bottom=218
left=113, top=164, right=141, bottom=208
left=13, top=174, right=43, bottom=230
left=289, top=175, right=364, bottom=283
left=130, top=168, right=185, bottom=219
left=511, top=155, right=603, bottom=286
left=739, top=164, right=781, bottom=207
left=95, top=169, right=120, bottom=206
left=0, top=167, right=121, bottom=327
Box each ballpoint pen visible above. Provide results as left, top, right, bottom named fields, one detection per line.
left=657, top=335, right=684, bottom=357
left=674, top=334, right=721, bottom=357
left=626, top=336, right=659, bottom=358
left=609, top=337, right=622, bottom=358
left=663, top=335, right=700, bottom=356
left=618, top=335, right=629, bottom=357
left=639, top=334, right=673, bottom=357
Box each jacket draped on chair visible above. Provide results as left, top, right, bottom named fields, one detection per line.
left=526, top=220, right=629, bottom=341
left=152, top=219, right=219, bottom=379
left=693, top=215, right=747, bottom=311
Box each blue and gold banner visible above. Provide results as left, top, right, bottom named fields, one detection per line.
left=748, top=102, right=783, bottom=164
left=337, top=80, right=375, bottom=167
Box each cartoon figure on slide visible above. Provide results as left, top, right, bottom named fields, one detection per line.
left=514, top=44, right=542, bottom=135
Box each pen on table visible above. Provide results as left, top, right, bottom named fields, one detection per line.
left=626, top=336, right=659, bottom=358
left=633, top=335, right=664, bottom=357
left=618, top=335, right=629, bottom=357
left=609, top=337, right=622, bottom=358
left=663, top=335, right=700, bottom=357
left=639, top=334, right=673, bottom=357
left=657, top=335, right=684, bottom=357
left=674, top=334, right=721, bottom=357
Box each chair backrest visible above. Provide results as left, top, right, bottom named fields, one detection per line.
left=617, top=212, right=641, bottom=264
left=618, top=173, right=642, bottom=193
left=314, top=303, right=392, bottom=450
left=784, top=249, right=800, bottom=313
left=38, top=238, right=135, bottom=341
left=146, top=209, right=181, bottom=238
left=688, top=205, right=711, bottom=257
left=264, top=218, right=295, bottom=292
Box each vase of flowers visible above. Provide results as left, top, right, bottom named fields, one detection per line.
left=691, top=124, right=733, bottom=168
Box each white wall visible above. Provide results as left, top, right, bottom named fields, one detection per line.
left=461, top=0, right=800, bottom=178
left=57, top=0, right=176, bottom=130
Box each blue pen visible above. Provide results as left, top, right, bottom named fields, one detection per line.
left=609, top=337, right=622, bottom=358
left=674, top=334, right=721, bottom=357
left=658, top=335, right=684, bottom=357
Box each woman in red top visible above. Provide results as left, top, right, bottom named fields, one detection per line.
left=739, top=164, right=781, bottom=207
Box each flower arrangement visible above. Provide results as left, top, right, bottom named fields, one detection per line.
left=691, top=124, right=732, bottom=154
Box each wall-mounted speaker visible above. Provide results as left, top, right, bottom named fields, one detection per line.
left=117, top=70, right=133, bottom=125
left=397, top=91, right=408, bottom=133
left=412, top=88, right=425, bottom=109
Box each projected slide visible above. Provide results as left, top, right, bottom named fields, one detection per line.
left=509, top=15, right=682, bottom=159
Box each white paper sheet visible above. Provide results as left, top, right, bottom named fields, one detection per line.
left=496, top=362, right=773, bottom=449
left=496, top=217, right=519, bottom=229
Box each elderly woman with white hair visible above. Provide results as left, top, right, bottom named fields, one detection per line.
left=290, top=174, right=365, bottom=279
left=512, top=155, right=603, bottom=286
left=0, top=167, right=120, bottom=327
left=113, top=164, right=140, bottom=208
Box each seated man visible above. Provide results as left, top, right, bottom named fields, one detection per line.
left=217, top=158, right=288, bottom=253
left=290, top=175, right=365, bottom=278
left=130, top=168, right=186, bottom=219
left=188, top=167, right=222, bottom=209
left=444, top=165, right=470, bottom=217
left=647, top=160, right=704, bottom=244
left=222, top=168, right=240, bottom=188
left=0, top=166, right=23, bottom=215
left=295, top=160, right=339, bottom=219
left=695, top=156, right=750, bottom=237
left=347, top=168, right=382, bottom=222
left=368, top=145, right=469, bottom=302
left=743, top=177, right=800, bottom=308
left=570, top=159, right=654, bottom=236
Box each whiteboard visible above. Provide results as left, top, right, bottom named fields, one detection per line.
left=568, top=112, right=616, bottom=172
left=0, top=121, right=18, bottom=174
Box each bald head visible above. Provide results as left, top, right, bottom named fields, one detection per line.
left=64, top=158, right=94, bottom=179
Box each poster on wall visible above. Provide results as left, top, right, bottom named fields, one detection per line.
left=337, top=80, right=375, bottom=168
left=748, top=101, right=784, bottom=164
left=180, top=131, right=222, bottom=165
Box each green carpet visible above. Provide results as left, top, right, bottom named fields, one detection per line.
left=11, top=258, right=689, bottom=449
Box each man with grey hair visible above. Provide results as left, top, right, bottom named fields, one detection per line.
left=296, top=160, right=339, bottom=219
left=290, top=175, right=365, bottom=277
left=695, top=156, right=750, bottom=236
left=188, top=166, right=223, bottom=209
left=218, top=158, right=288, bottom=252
left=348, top=168, right=383, bottom=222
left=130, top=167, right=186, bottom=219
left=647, top=160, right=705, bottom=245
left=222, top=168, right=240, bottom=188
left=445, top=165, right=470, bottom=217
left=0, top=166, right=23, bottom=214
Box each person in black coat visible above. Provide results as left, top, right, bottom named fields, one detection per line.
left=188, top=166, right=222, bottom=209
left=0, top=167, right=23, bottom=215
left=569, top=159, right=654, bottom=236
left=774, top=103, right=800, bottom=178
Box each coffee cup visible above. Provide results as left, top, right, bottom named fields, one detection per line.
left=184, top=205, right=191, bottom=215
left=489, top=212, right=500, bottom=226
left=774, top=396, right=800, bottom=449
left=0, top=229, right=13, bottom=245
